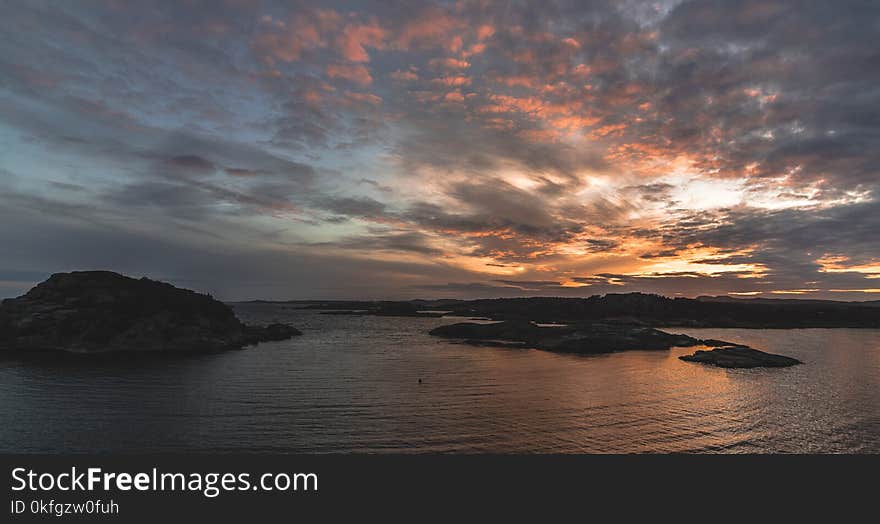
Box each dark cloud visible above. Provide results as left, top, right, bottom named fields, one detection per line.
left=165, top=155, right=216, bottom=175
left=315, top=196, right=388, bottom=220
left=583, top=239, right=620, bottom=252
left=306, top=230, right=444, bottom=256
left=413, top=282, right=535, bottom=297
left=225, top=167, right=271, bottom=177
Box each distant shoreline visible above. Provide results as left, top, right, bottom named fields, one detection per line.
left=230, top=293, right=880, bottom=329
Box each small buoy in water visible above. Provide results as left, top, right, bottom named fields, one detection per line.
left=418, top=378, right=422, bottom=384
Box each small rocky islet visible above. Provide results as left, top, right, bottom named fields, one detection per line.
left=428, top=320, right=801, bottom=369
left=678, top=343, right=801, bottom=368
left=0, top=271, right=301, bottom=353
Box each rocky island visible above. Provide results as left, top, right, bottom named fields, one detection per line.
left=429, top=320, right=700, bottom=353
left=429, top=320, right=800, bottom=368
left=0, top=271, right=301, bottom=353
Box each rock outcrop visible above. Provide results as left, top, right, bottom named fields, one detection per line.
left=679, top=346, right=801, bottom=368
left=0, top=271, right=301, bottom=353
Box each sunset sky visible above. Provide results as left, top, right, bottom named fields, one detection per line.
left=1, top=1, right=879, bottom=300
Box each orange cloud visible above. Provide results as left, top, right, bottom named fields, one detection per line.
left=429, top=57, right=470, bottom=70
left=492, top=75, right=537, bottom=88
left=817, top=255, right=880, bottom=276
left=343, top=91, right=382, bottom=105
left=481, top=94, right=544, bottom=114
left=551, top=114, right=601, bottom=131
left=483, top=117, right=516, bottom=130
left=512, top=49, right=536, bottom=65
left=431, top=75, right=471, bottom=87
left=326, top=63, right=373, bottom=86
left=589, top=122, right=627, bottom=138
left=462, top=42, right=487, bottom=57
left=476, top=24, right=495, bottom=41
left=302, top=89, right=324, bottom=106
left=336, top=19, right=387, bottom=62
left=571, top=64, right=591, bottom=77
left=395, top=8, right=463, bottom=51
left=390, top=70, right=419, bottom=82
left=448, top=35, right=463, bottom=53
left=518, top=128, right=562, bottom=142
left=253, top=9, right=341, bottom=62
left=481, top=94, right=579, bottom=119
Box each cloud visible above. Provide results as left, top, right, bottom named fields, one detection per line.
left=164, top=155, right=216, bottom=175
left=336, top=18, right=387, bottom=62
left=394, top=6, right=464, bottom=52
left=428, top=57, right=470, bottom=70
left=252, top=9, right=341, bottom=62
left=2, top=0, right=879, bottom=300
left=390, top=70, right=418, bottom=82
left=325, top=63, right=373, bottom=86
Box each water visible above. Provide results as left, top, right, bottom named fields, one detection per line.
left=1, top=304, right=878, bottom=453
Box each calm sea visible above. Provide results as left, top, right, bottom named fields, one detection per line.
left=1, top=304, right=878, bottom=453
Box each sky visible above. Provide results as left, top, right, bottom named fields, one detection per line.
left=1, top=0, right=879, bottom=301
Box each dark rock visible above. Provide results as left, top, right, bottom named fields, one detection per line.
left=679, top=346, right=801, bottom=368
left=0, top=271, right=301, bottom=353
left=429, top=320, right=701, bottom=354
